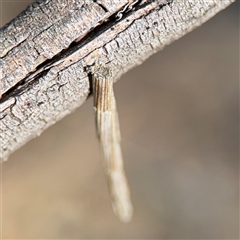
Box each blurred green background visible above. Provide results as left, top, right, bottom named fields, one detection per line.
left=0, top=1, right=239, bottom=239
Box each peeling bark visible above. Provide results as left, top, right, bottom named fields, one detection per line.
left=0, top=0, right=234, bottom=160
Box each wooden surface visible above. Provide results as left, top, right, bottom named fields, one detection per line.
left=0, top=0, right=234, bottom=160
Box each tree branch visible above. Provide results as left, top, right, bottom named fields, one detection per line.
left=0, top=0, right=234, bottom=160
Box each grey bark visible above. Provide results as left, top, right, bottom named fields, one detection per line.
left=0, top=0, right=234, bottom=161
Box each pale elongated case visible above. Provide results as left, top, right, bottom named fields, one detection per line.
left=92, top=64, right=133, bottom=222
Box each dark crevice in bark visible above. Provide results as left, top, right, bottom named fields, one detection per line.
left=93, top=0, right=109, bottom=13
left=0, top=0, right=173, bottom=104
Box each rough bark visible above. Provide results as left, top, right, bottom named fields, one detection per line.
left=0, top=0, right=234, bottom=161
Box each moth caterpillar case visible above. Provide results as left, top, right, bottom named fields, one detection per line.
left=90, top=62, right=133, bottom=222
